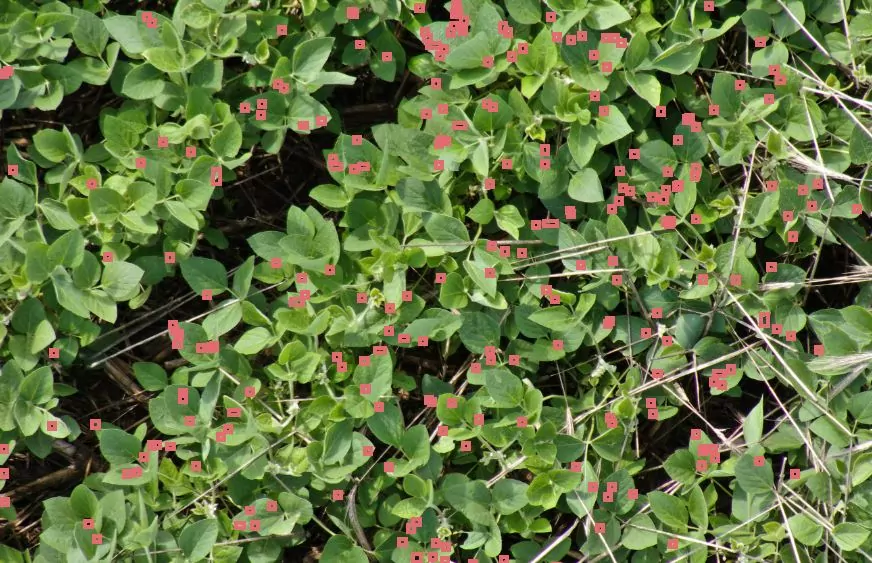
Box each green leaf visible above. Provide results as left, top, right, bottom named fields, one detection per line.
left=70, top=484, right=99, bottom=519
left=439, top=272, right=468, bottom=308
left=516, top=28, right=558, bottom=76
left=48, top=230, right=85, bottom=269
left=750, top=42, right=789, bottom=78
left=625, top=72, right=661, bottom=107
left=32, top=130, right=72, bottom=164
left=391, top=497, right=428, bottom=518
left=51, top=266, right=90, bottom=318
left=89, top=189, right=126, bottom=224
left=744, top=399, right=765, bottom=445
left=179, top=519, right=219, bottom=561
left=568, top=168, right=604, bottom=202
left=467, top=199, right=495, bottom=224
left=143, top=45, right=184, bottom=73
left=595, top=107, right=632, bottom=145
left=293, top=37, right=334, bottom=80
left=459, top=311, right=501, bottom=353
left=203, top=302, right=242, bottom=338
left=104, top=15, right=159, bottom=55
left=321, top=536, right=368, bottom=563
left=663, top=449, right=697, bottom=485
left=72, top=9, right=109, bottom=57
left=788, top=514, right=824, bottom=546
left=98, top=428, right=141, bottom=465
left=368, top=401, right=404, bottom=448
left=648, top=41, right=704, bottom=74
left=322, top=419, right=354, bottom=465
left=122, top=64, right=167, bottom=100
left=648, top=492, right=688, bottom=529
left=568, top=123, right=598, bottom=167
left=101, top=261, right=144, bottom=301
left=11, top=298, right=55, bottom=355
left=492, top=479, right=529, bottom=515
left=211, top=120, right=242, bottom=160
left=310, top=184, right=350, bottom=209
left=133, top=362, right=168, bottom=391
left=180, top=257, right=228, bottom=295
left=505, top=0, right=541, bottom=24
left=424, top=214, right=470, bottom=245
left=20, top=367, right=54, bottom=404
left=234, top=327, right=274, bottom=355
left=528, top=307, right=576, bottom=331
left=396, top=178, right=450, bottom=215
left=849, top=125, right=872, bottom=164
left=621, top=513, right=658, bottom=550
left=833, top=522, right=870, bottom=551
left=484, top=369, right=524, bottom=407
left=585, top=0, right=631, bottom=29
left=494, top=205, right=525, bottom=239
left=735, top=454, right=774, bottom=494
left=441, top=473, right=493, bottom=523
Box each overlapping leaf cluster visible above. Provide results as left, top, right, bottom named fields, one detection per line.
left=1, top=0, right=872, bottom=561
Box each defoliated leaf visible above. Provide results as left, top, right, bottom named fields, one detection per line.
left=179, top=519, right=218, bottom=561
